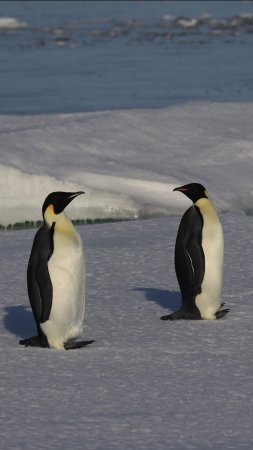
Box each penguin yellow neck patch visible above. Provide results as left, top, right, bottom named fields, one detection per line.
left=44, top=204, right=56, bottom=225
left=47, top=204, right=54, bottom=213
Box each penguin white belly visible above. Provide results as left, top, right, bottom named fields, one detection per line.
left=41, top=228, right=85, bottom=349
left=195, top=201, right=224, bottom=320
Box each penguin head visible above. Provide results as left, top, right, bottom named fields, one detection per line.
left=173, top=183, right=208, bottom=204
left=42, top=191, right=84, bottom=219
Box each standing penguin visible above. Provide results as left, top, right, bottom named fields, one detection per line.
left=161, top=183, right=229, bottom=320
left=20, top=191, right=94, bottom=349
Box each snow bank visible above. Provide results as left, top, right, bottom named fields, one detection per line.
left=0, top=102, right=253, bottom=226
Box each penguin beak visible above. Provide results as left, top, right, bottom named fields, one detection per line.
left=173, top=186, right=188, bottom=193
left=61, top=191, right=85, bottom=212
left=67, top=191, right=85, bottom=199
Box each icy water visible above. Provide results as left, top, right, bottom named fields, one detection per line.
left=1, top=0, right=253, bottom=114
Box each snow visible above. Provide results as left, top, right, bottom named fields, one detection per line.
left=1, top=102, right=253, bottom=227
left=0, top=101, right=253, bottom=448
left=1, top=214, right=253, bottom=449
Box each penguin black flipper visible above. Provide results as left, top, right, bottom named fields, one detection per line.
left=161, top=206, right=204, bottom=320
left=22, top=223, right=55, bottom=347
left=27, top=223, right=55, bottom=323
left=185, top=234, right=205, bottom=297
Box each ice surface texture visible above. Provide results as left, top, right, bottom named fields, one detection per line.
left=1, top=215, right=253, bottom=449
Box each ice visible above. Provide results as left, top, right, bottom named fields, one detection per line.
left=0, top=100, right=253, bottom=448
left=177, top=18, right=199, bottom=28
left=0, top=17, right=27, bottom=29
left=0, top=102, right=253, bottom=227
left=1, top=214, right=253, bottom=449
left=1, top=2, right=253, bottom=446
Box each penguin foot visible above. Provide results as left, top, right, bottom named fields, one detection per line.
left=19, top=335, right=49, bottom=348
left=215, top=308, right=230, bottom=319
left=161, top=313, right=179, bottom=321
left=161, top=310, right=200, bottom=321
left=64, top=340, right=95, bottom=350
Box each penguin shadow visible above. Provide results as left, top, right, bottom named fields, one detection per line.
left=133, top=287, right=181, bottom=312
left=4, top=305, right=36, bottom=339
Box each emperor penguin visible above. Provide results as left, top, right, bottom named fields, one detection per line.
left=20, top=191, right=94, bottom=349
left=161, top=183, right=229, bottom=321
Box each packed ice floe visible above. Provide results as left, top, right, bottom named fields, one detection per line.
left=0, top=102, right=253, bottom=227
left=1, top=11, right=253, bottom=48
left=0, top=17, right=27, bottom=30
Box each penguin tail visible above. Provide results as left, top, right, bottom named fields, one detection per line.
left=215, top=308, right=230, bottom=319
left=64, top=340, right=95, bottom=350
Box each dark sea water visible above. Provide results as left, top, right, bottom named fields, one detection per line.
left=1, top=1, right=253, bottom=114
